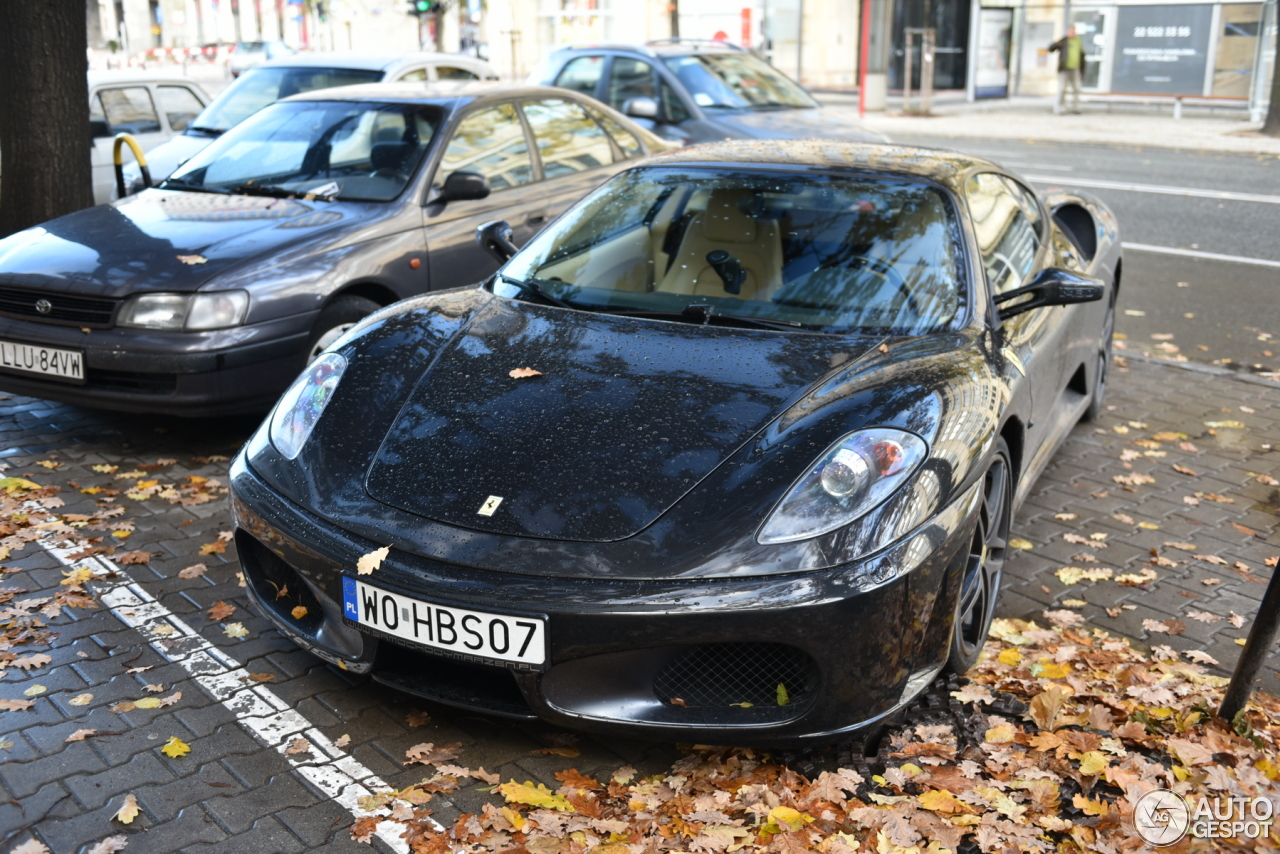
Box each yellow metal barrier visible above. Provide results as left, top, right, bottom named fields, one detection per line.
left=113, top=133, right=151, bottom=199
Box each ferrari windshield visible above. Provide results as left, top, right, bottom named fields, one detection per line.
left=500, top=167, right=966, bottom=335
left=662, top=54, right=816, bottom=109
left=166, top=100, right=440, bottom=202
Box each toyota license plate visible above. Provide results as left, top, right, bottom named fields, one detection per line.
left=0, top=339, right=85, bottom=383
left=342, top=577, right=547, bottom=669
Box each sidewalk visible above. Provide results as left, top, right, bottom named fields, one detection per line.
left=814, top=91, right=1280, bottom=156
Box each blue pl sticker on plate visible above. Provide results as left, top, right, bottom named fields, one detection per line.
left=342, top=576, right=358, bottom=619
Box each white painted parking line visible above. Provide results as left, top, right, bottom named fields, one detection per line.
left=1025, top=175, right=1280, bottom=205
left=38, top=526, right=430, bottom=853
left=1121, top=242, right=1280, bottom=269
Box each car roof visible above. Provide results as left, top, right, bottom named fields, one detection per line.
left=87, top=70, right=205, bottom=87
left=256, top=50, right=494, bottom=73
left=281, top=81, right=580, bottom=108
left=640, top=140, right=1000, bottom=190
left=551, top=39, right=749, bottom=58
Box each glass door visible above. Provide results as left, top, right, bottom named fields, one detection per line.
left=1072, top=7, right=1115, bottom=91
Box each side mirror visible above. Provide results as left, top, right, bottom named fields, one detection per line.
left=623, top=97, right=659, bottom=120
left=994, top=267, right=1104, bottom=321
left=476, top=220, right=519, bottom=263
left=438, top=170, right=490, bottom=203
left=90, top=119, right=111, bottom=139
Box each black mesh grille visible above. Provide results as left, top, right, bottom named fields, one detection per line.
left=241, top=535, right=324, bottom=635
left=0, top=286, right=118, bottom=327
left=653, top=643, right=819, bottom=708
left=375, top=642, right=535, bottom=719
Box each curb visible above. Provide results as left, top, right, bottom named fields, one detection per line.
left=1120, top=352, right=1280, bottom=391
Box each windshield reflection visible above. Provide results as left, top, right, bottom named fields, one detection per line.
left=500, top=167, right=966, bottom=336
left=167, top=101, right=440, bottom=203
left=662, top=54, right=816, bottom=110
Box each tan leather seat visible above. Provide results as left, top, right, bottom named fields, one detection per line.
left=656, top=189, right=783, bottom=300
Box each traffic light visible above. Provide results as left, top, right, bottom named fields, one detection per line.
left=406, top=0, right=432, bottom=14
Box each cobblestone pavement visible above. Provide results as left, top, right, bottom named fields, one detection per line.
left=0, top=355, right=1277, bottom=853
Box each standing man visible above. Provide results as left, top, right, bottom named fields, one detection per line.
left=1048, top=26, right=1083, bottom=114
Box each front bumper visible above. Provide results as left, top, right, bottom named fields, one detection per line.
left=0, top=313, right=314, bottom=416
left=230, top=456, right=980, bottom=745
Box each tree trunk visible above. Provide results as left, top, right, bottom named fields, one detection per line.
left=0, top=1, right=93, bottom=239
left=1263, top=32, right=1280, bottom=136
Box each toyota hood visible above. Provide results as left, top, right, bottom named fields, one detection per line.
left=364, top=298, right=875, bottom=542
left=0, top=190, right=381, bottom=298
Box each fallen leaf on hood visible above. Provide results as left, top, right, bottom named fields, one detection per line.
left=65, top=728, right=97, bottom=742
left=508, top=367, right=543, bottom=379
left=207, top=601, right=236, bottom=621
left=357, top=545, right=390, bottom=575
left=177, top=254, right=208, bottom=265
left=114, top=793, right=140, bottom=824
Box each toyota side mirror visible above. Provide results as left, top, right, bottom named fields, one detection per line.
left=476, top=220, right=519, bottom=263
left=995, top=267, right=1104, bottom=321
left=438, top=170, right=491, bottom=203
left=623, top=97, right=659, bottom=120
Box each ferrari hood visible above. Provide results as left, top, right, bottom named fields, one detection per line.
left=365, top=299, right=874, bottom=542
left=0, top=190, right=378, bottom=298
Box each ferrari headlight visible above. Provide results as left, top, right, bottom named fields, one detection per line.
left=117, top=291, right=248, bottom=330
left=269, top=353, right=347, bottom=460
left=757, top=428, right=928, bottom=545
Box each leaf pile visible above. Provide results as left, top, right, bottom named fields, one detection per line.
left=352, top=619, right=1280, bottom=853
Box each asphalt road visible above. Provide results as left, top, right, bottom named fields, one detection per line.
left=886, top=132, right=1280, bottom=375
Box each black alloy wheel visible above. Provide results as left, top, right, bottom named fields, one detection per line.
left=1082, top=292, right=1115, bottom=422
left=946, top=439, right=1012, bottom=674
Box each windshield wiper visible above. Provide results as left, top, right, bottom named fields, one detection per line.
left=609, top=305, right=809, bottom=331
left=500, top=276, right=577, bottom=310
left=186, top=125, right=225, bottom=136
left=157, top=178, right=230, bottom=195
left=230, top=182, right=299, bottom=199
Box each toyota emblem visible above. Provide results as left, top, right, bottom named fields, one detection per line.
left=34, top=299, right=51, bottom=315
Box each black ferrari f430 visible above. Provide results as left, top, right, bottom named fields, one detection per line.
left=229, top=141, right=1121, bottom=744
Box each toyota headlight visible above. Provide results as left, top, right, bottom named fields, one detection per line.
left=269, top=353, right=347, bottom=460
left=757, top=428, right=928, bottom=545
left=117, top=291, right=248, bottom=330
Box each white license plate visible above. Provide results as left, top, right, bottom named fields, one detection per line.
left=342, top=577, right=547, bottom=669
left=0, top=339, right=84, bottom=382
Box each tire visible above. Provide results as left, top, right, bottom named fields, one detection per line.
left=1081, top=293, right=1115, bottom=422
left=946, top=438, right=1012, bottom=675
left=306, top=295, right=380, bottom=364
